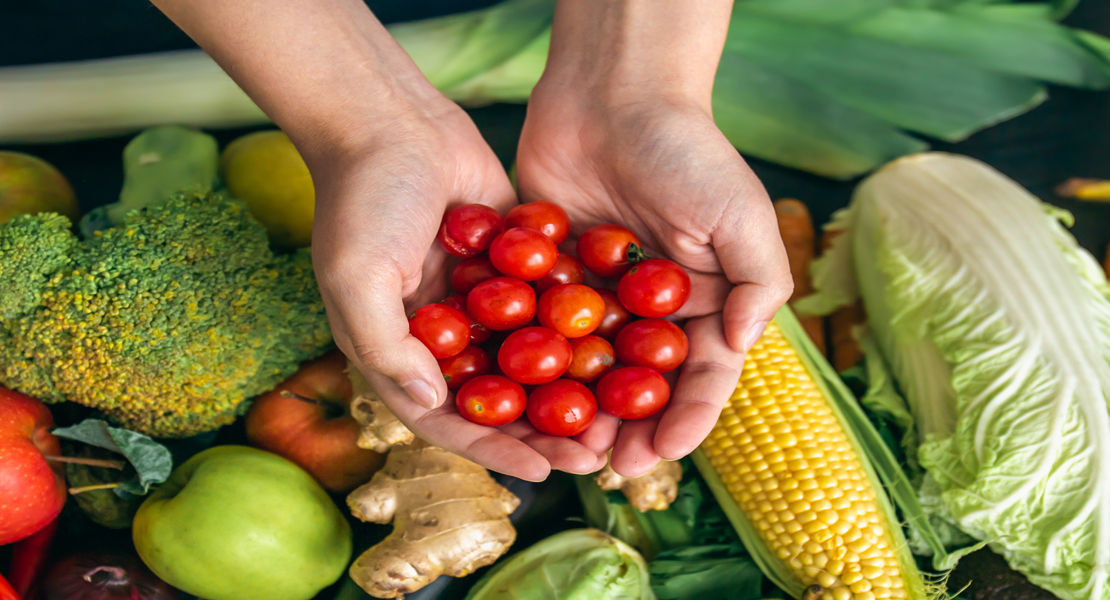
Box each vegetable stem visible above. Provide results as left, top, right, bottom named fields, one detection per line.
left=68, top=483, right=122, bottom=495
left=44, top=456, right=125, bottom=470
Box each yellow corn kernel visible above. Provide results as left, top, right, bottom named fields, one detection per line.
left=699, top=322, right=911, bottom=600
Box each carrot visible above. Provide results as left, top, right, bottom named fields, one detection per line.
left=774, top=199, right=825, bottom=353
left=820, top=228, right=867, bottom=371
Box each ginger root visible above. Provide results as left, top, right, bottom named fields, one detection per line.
left=597, top=460, right=683, bottom=512
left=348, top=362, right=415, bottom=453
left=347, top=439, right=521, bottom=599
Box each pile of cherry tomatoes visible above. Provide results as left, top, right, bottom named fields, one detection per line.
left=409, top=201, right=691, bottom=437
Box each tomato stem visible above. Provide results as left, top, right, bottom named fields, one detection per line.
left=44, top=456, right=125, bottom=470
left=626, top=243, right=649, bottom=264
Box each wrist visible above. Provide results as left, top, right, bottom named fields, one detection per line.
left=538, top=0, right=733, bottom=112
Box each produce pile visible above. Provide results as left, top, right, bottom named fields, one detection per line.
left=3, top=16, right=1110, bottom=598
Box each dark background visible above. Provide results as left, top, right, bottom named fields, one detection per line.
left=1, top=0, right=1109, bottom=254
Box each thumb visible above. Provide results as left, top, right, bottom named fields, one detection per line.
left=317, top=257, right=447, bottom=411
left=714, top=197, right=794, bottom=354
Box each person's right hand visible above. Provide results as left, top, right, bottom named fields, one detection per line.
left=305, top=95, right=603, bottom=482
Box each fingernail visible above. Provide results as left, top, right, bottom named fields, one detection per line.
left=744, top=321, right=769, bottom=353
left=401, top=379, right=438, bottom=409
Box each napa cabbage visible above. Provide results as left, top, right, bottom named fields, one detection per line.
left=796, top=152, right=1110, bottom=600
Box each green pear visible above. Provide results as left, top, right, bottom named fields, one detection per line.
left=133, top=446, right=352, bottom=600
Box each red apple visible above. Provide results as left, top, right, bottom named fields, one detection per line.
left=0, top=387, right=66, bottom=545
left=246, top=351, right=385, bottom=492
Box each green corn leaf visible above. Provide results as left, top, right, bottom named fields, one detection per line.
left=446, top=27, right=550, bottom=106
left=726, top=11, right=1047, bottom=141
left=849, top=5, right=1110, bottom=88
left=713, top=53, right=927, bottom=179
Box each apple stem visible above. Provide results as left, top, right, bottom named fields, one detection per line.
left=44, top=455, right=126, bottom=469
left=280, top=390, right=328, bottom=407
left=69, top=483, right=122, bottom=495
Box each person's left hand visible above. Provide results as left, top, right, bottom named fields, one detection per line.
left=516, top=81, right=794, bottom=477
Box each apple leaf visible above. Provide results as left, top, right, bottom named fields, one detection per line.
left=53, top=418, right=173, bottom=494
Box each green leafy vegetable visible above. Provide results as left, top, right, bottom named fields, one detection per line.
left=463, top=529, right=655, bottom=600
left=53, top=418, right=173, bottom=494
left=797, top=152, right=1110, bottom=600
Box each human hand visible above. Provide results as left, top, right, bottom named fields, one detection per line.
left=516, top=1, right=793, bottom=477
left=305, top=93, right=606, bottom=482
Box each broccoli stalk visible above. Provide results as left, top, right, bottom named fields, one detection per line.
left=0, top=192, right=332, bottom=437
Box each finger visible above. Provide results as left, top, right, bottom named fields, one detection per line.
left=674, top=271, right=731, bottom=319
left=713, top=191, right=793, bottom=354
left=609, top=414, right=662, bottom=478
left=320, top=256, right=450, bottom=412
left=654, top=313, right=744, bottom=460
left=364, top=369, right=553, bottom=481
left=574, top=411, right=621, bottom=454
left=500, top=419, right=601, bottom=475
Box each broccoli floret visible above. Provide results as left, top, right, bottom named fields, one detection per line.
left=0, top=193, right=332, bottom=437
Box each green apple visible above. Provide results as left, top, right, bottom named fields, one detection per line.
left=133, top=446, right=352, bottom=600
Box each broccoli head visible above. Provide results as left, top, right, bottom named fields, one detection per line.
left=0, top=193, right=333, bottom=437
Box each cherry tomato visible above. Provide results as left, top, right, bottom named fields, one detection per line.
left=504, top=201, right=570, bottom=244
left=535, top=253, right=586, bottom=294
left=526, top=380, right=597, bottom=436
left=437, top=204, right=505, bottom=257
left=596, top=367, right=671, bottom=420
left=594, top=289, right=634, bottom=339
left=439, top=346, right=493, bottom=391
left=614, top=319, right=688, bottom=373
left=441, top=295, right=492, bottom=344
left=489, top=227, right=559, bottom=281
left=566, top=335, right=615, bottom=383
left=451, top=255, right=500, bottom=294
left=467, top=277, right=536, bottom=331
left=537, top=284, right=605, bottom=339
left=617, top=258, right=691, bottom=318
left=498, top=327, right=572, bottom=384
left=408, top=303, right=471, bottom=359
left=576, top=224, right=644, bottom=278
left=456, top=375, right=526, bottom=427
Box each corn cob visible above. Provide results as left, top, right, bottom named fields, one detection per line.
left=694, top=309, right=934, bottom=600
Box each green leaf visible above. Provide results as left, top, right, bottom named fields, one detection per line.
left=390, top=0, right=554, bottom=91
left=849, top=5, right=1110, bottom=88
left=726, top=10, right=1047, bottom=141
left=53, top=418, right=172, bottom=494
left=713, top=53, right=927, bottom=179
left=649, top=554, right=763, bottom=600
left=575, top=475, right=693, bottom=560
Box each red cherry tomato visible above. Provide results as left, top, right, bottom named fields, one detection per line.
left=596, top=367, right=671, bottom=420
left=467, top=277, right=536, bottom=331
left=498, top=327, right=572, bottom=385
left=614, top=319, right=689, bottom=373
left=441, top=295, right=492, bottom=344
left=456, top=375, right=526, bottom=427
left=535, top=253, right=586, bottom=294
left=452, top=255, right=500, bottom=294
left=439, top=346, right=493, bottom=391
left=566, top=335, right=615, bottom=383
left=537, top=284, right=605, bottom=339
left=594, top=289, right=634, bottom=339
left=576, top=224, right=644, bottom=278
left=489, top=228, right=559, bottom=281
left=437, top=204, right=505, bottom=257
left=409, top=303, right=471, bottom=359
left=526, top=380, right=597, bottom=436
left=504, top=201, right=570, bottom=244
left=617, top=258, right=691, bottom=318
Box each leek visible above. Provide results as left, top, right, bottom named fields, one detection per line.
left=2, top=0, right=1109, bottom=179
